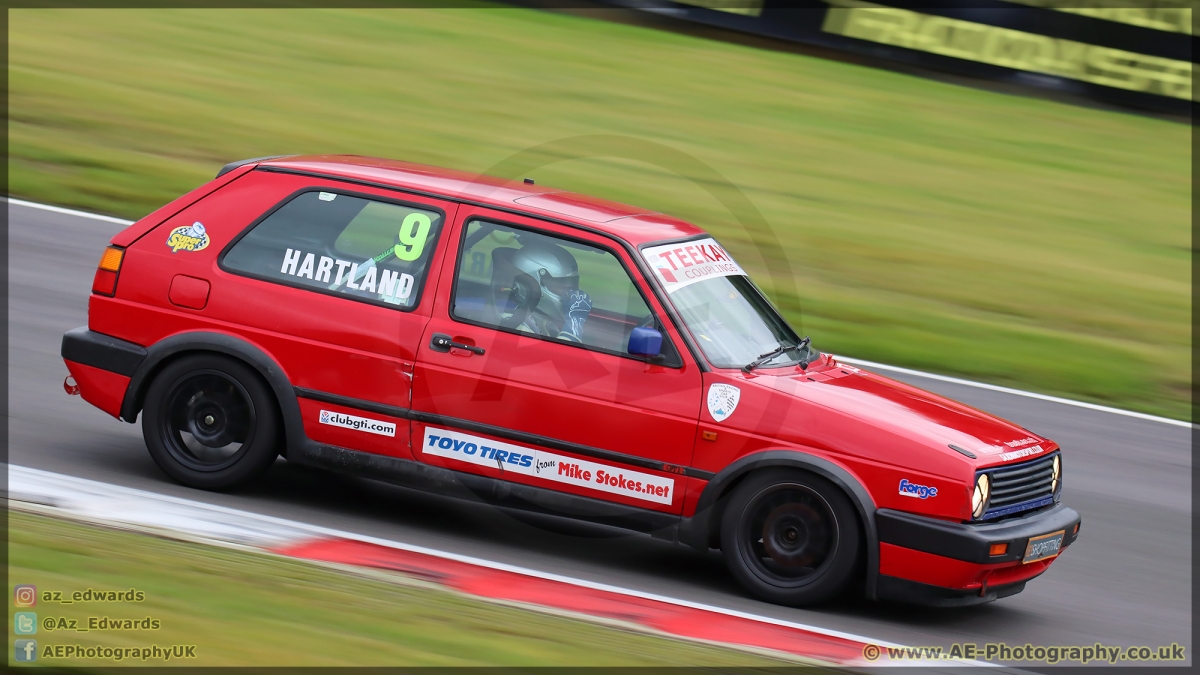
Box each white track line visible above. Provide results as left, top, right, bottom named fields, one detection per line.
left=7, top=195, right=1189, bottom=429
left=6, top=196, right=133, bottom=226
left=836, top=357, right=1192, bottom=429
left=6, top=464, right=898, bottom=649
left=11, top=463, right=1017, bottom=668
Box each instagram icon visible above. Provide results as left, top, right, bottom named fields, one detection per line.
left=14, top=585, right=36, bottom=607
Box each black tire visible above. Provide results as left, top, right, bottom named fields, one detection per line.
left=141, top=353, right=280, bottom=490
left=720, top=469, right=862, bottom=606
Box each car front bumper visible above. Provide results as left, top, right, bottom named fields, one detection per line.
left=875, top=503, right=1080, bottom=607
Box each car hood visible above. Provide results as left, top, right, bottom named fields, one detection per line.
left=757, top=361, right=1051, bottom=465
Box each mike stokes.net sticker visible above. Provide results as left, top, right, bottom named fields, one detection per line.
left=422, top=427, right=674, bottom=505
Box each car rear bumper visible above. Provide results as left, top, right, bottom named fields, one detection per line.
left=62, top=327, right=147, bottom=377
left=875, top=503, right=1079, bottom=606
left=61, top=327, right=146, bottom=420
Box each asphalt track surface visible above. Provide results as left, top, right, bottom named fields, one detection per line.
left=8, top=201, right=1192, bottom=662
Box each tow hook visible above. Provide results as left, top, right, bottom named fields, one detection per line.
left=63, top=376, right=80, bottom=396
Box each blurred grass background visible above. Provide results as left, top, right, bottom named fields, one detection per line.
left=9, top=510, right=795, bottom=666
left=8, top=7, right=1190, bottom=419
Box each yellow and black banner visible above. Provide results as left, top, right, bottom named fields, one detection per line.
left=822, top=2, right=1190, bottom=101
left=613, top=0, right=1194, bottom=113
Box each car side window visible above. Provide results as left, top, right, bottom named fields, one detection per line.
left=222, top=190, right=443, bottom=310
left=452, top=220, right=679, bottom=363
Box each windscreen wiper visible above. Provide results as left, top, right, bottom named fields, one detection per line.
left=742, top=336, right=811, bottom=373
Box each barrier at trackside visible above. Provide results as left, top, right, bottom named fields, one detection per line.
left=607, top=0, right=1193, bottom=115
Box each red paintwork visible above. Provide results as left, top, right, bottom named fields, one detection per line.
left=167, top=275, right=210, bottom=310
left=879, top=542, right=1060, bottom=590
left=412, top=204, right=701, bottom=514
left=71, top=155, right=1070, bottom=596
left=109, top=163, right=258, bottom=248
left=297, top=398, right=410, bottom=460
left=63, top=360, right=128, bottom=419
left=256, top=155, right=708, bottom=247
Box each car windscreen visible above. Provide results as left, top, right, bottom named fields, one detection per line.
left=641, top=237, right=817, bottom=370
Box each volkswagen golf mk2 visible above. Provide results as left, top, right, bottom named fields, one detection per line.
left=62, top=155, right=1080, bottom=607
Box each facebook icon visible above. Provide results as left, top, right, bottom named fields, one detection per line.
left=15, top=639, right=37, bottom=662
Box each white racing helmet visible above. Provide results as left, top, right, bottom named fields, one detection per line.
left=509, top=242, right=580, bottom=326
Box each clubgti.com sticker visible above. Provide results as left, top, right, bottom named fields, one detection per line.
left=421, top=427, right=674, bottom=505
left=319, top=410, right=396, bottom=437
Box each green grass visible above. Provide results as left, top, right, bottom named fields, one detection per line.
left=8, top=7, right=1190, bottom=419
left=8, top=510, right=796, bottom=667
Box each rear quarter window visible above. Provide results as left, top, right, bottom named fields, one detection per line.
left=221, top=190, right=443, bottom=310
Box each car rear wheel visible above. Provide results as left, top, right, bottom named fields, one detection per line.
left=720, top=470, right=861, bottom=606
left=142, top=354, right=279, bottom=490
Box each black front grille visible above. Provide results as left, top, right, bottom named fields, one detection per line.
left=980, top=452, right=1059, bottom=520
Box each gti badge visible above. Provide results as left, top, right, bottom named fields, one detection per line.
left=898, top=478, right=938, bottom=499
left=707, top=383, right=740, bottom=422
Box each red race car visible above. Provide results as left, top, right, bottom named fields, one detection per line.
left=62, top=155, right=1079, bottom=607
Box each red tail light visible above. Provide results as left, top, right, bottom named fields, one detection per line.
left=92, top=246, right=125, bottom=296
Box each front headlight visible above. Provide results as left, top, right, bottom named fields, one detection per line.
left=972, top=473, right=991, bottom=519
left=1051, top=455, right=1061, bottom=496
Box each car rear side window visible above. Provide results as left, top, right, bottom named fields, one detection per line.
left=222, top=190, right=443, bottom=310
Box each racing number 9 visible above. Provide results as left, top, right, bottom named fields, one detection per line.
left=394, top=213, right=431, bottom=261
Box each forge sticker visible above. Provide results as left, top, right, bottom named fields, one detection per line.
left=421, top=427, right=674, bottom=505
left=166, top=222, right=210, bottom=253
left=898, top=478, right=938, bottom=499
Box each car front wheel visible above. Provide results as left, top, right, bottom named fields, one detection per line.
left=720, top=469, right=862, bottom=606
left=142, top=354, right=280, bottom=490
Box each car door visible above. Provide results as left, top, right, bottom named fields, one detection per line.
left=411, top=206, right=702, bottom=515
left=213, top=173, right=455, bottom=459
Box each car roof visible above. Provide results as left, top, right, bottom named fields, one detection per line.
left=256, top=155, right=707, bottom=247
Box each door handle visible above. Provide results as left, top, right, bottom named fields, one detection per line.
left=430, top=333, right=485, bottom=355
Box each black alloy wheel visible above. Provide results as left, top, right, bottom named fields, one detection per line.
left=142, top=354, right=280, bottom=490
left=721, top=470, right=862, bottom=606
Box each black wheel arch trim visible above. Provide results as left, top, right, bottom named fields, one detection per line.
left=678, top=449, right=881, bottom=599
left=119, top=331, right=305, bottom=456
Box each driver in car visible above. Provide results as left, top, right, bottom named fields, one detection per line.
left=499, top=242, right=593, bottom=343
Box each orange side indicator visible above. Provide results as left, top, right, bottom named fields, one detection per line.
left=99, top=246, right=124, bottom=271
left=989, top=543, right=1008, bottom=556
left=701, top=430, right=718, bottom=442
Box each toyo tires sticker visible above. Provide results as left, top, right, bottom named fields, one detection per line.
left=421, top=427, right=674, bottom=505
